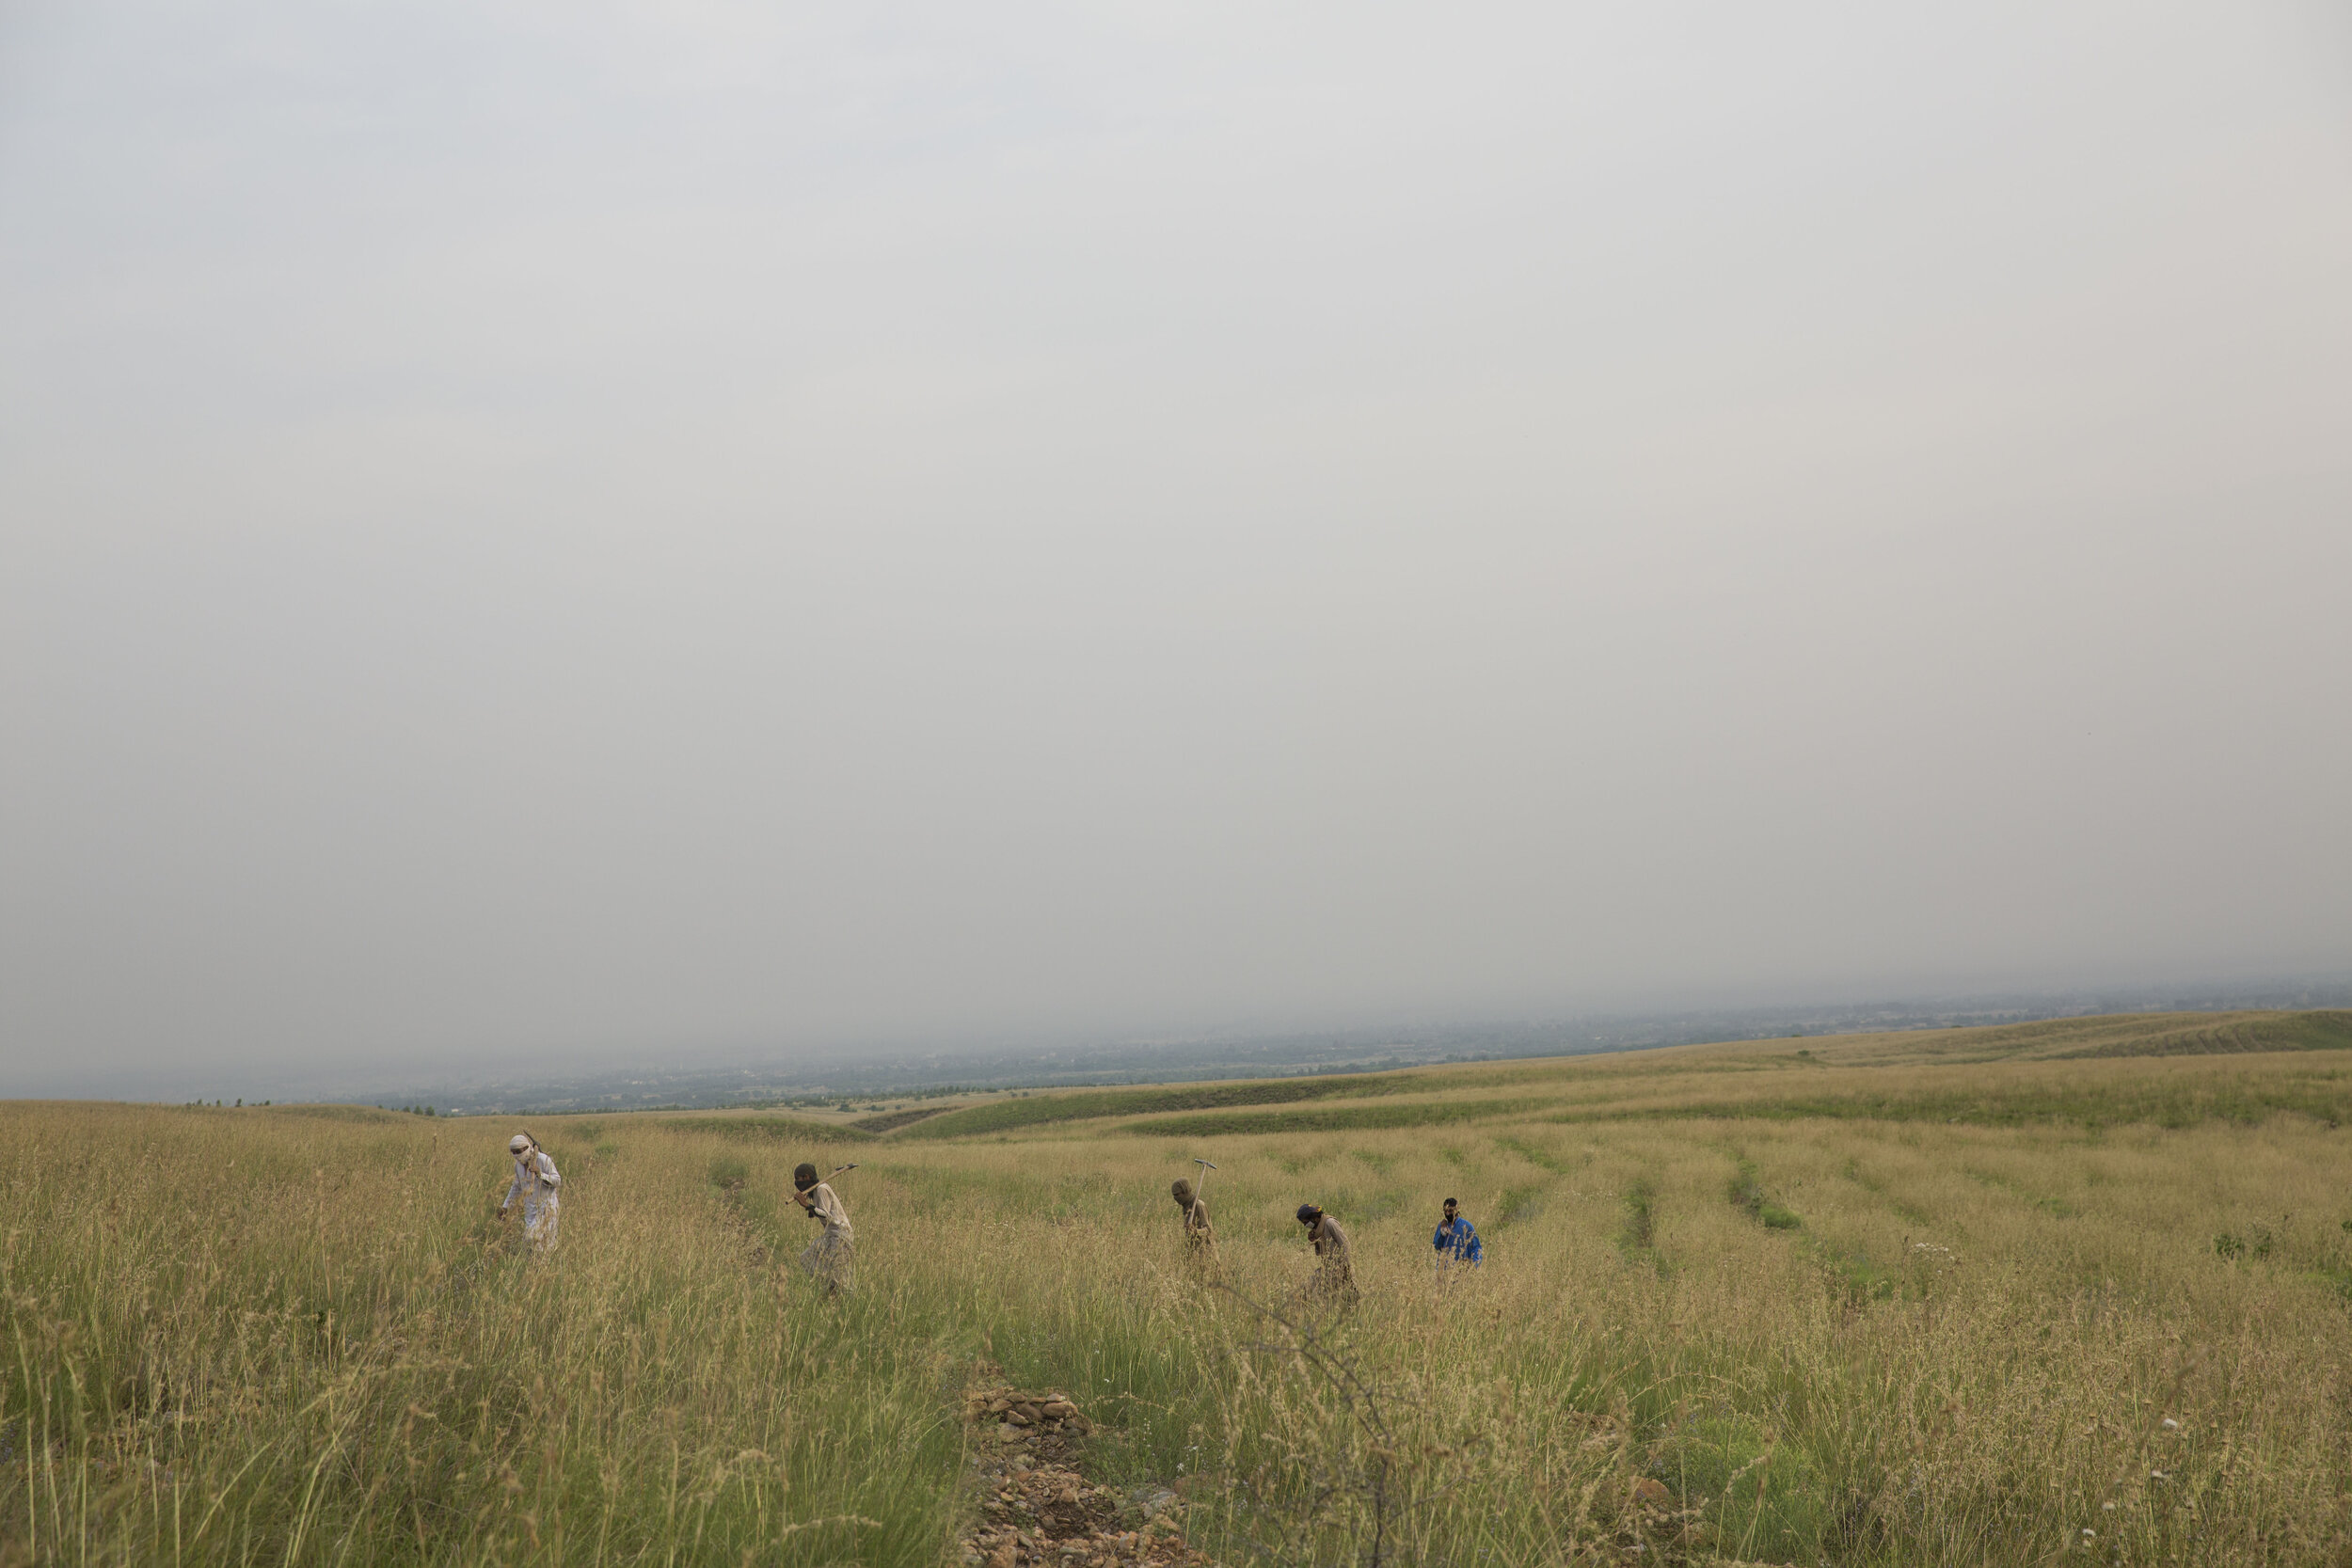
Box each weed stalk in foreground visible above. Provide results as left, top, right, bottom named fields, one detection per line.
left=1213, top=1282, right=1477, bottom=1568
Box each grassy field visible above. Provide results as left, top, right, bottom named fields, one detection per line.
left=7, top=1010, right=2352, bottom=1566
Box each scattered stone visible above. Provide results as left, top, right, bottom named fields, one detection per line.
left=959, top=1384, right=1207, bottom=1566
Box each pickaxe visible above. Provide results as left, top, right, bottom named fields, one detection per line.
left=795, top=1163, right=859, bottom=1216
left=1191, top=1157, right=1216, bottom=1200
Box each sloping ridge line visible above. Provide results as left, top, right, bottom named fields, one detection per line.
left=898, top=1070, right=1432, bottom=1140
left=2041, top=1009, right=2352, bottom=1059
left=660, top=1115, right=875, bottom=1145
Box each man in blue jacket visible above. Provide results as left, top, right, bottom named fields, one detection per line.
left=1433, top=1196, right=1482, bottom=1277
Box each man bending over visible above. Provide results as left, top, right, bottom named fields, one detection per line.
left=793, top=1162, right=855, bottom=1295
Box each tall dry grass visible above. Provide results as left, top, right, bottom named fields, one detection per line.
left=866, top=1105, right=2352, bottom=1566
left=1, top=1104, right=963, bottom=1566
left=8, top=1042, right=2352, bottom=1564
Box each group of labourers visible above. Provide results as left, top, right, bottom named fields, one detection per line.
left=1172, top=1171, right=1485, bottom=1307
left=496, top=1132, right=857, bottom=1291
left=498, top=1132, right=1480, bottom=1306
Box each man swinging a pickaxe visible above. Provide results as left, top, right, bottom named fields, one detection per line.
left=792, top=1161, right=858, bottom=1295
left=1169, top=1157, right=1218, bottom=1264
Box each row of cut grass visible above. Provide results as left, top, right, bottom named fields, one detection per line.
left=1799, top=1007, right=2352, bottom=1066
left=2044, top=1008, right=2352, bottom=1059
left=655, top=1114, right=875, bottom=1144
left=1545, top=1071, right=2352, bottom=1131
left=898, top=1070, right=1437, bottom=1139
left=1117, top=1097, right=1553, bottom=1138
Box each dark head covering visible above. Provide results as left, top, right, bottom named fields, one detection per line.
left=793, top=1163, right=819, bottom=1191
left=1295, top=1203, right=1321, bottom=1225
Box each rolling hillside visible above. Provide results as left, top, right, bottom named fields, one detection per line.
left=8, top=1008, right=2352, bottom=1567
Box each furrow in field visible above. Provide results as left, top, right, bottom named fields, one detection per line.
left=899, top=1072, right=1452, bottom=1140
left=1114, top=1097, right=1554, bottom=1137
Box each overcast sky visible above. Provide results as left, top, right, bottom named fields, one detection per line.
left=4, top=1, right=2349, bottom=1096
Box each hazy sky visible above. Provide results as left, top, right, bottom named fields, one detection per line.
left=5, top=2, right=2349, bottom=1095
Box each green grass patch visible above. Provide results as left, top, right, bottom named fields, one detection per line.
left=899, top=1072, right=1434, bottom=1139
left=1963, top=1166, right=2078, bottom=1219
left=1491, top=1134, right=1573, bottom=1173
left=1839, top=1156, right=1930, bottom=1224
left=1728, top=1157, right=1803, bottom=1229
left=1494, top=1183, right=1546, bottom=1229
left=1116, top=1098, right=1548, bottom=1138
left=851, top=1105, right=962, bottom=1133
left=1814, top=1243, right=1900, bottom=1307
left=1343, top=1187, right=1410, bottom=1224
left=2050, top=1009, right=2352, bottom=1059
left=2304, top=1263, right=2352, bottom=1306
left=660, top=1115, right=874, bottom=1144
left=1618, top=1176, right=1665, bottom=1271
left=1653, top=1412, right=1827, bottom=1561
left=2213, top=1227, right=2276, bottom=1262
left=260, top=1104, right=402, bottom=1124
left=1550, top=1073, right=2352, bottom=1132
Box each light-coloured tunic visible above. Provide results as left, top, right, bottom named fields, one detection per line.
left=502, top=1149, right=562, bottom=1249
left=799, top=1180, right=854, bottom=1293
left=1308, top=1214, right=1357, bottom=1305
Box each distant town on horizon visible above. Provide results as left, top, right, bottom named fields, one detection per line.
left=250, top=974, right=2352, bottom=1118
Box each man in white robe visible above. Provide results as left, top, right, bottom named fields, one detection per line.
left=500, top=1132, right=562, bottom=1250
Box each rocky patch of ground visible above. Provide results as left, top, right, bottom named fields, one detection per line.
left=958, top=1386, right=1210, bottom=1568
